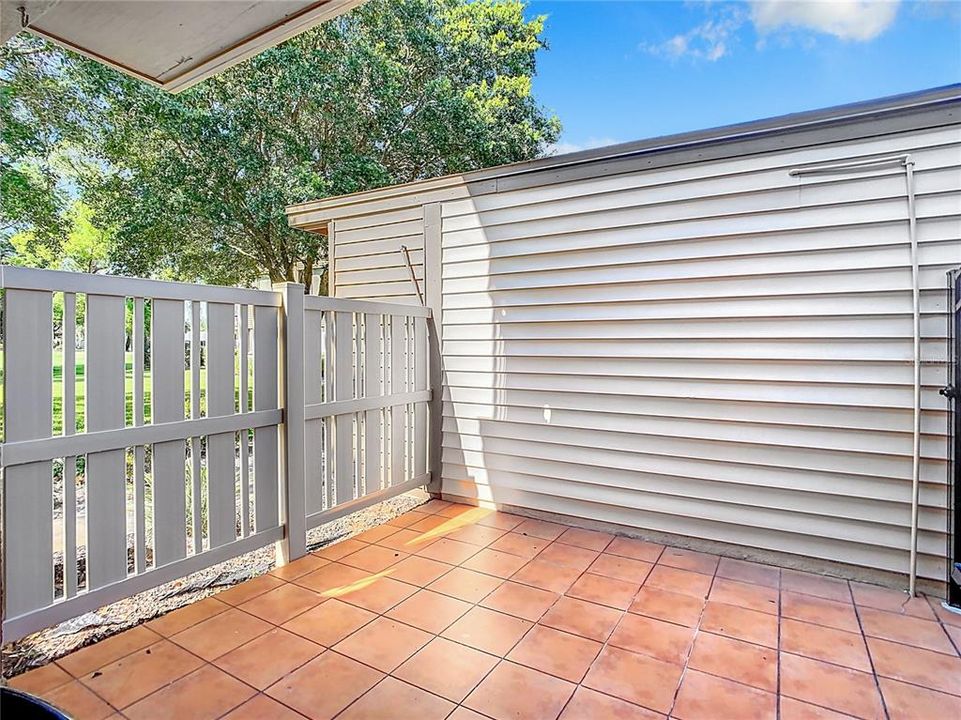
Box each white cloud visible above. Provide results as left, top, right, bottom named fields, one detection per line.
left=548, top=137, right=621, bottom=156
left=641, top=1, right=900, bottom=62
left=750, top=1, right=900, bottom=41
left=642, top=9, right=745, bottom=62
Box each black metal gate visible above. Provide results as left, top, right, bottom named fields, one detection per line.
left=945, top=269, right=961, bottom=607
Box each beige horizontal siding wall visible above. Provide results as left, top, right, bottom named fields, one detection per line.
left=290, top=106, right=961, bottom=584
left=436, top=124, right=961, bottom=583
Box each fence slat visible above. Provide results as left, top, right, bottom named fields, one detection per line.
left=304, top=309, right=323, bottom=514
left=333, top=311, right=354, bottom=504
left=85, top=293, right=128, bottom=588
left=239, top=306, right=250, bottom=536
left=363, top=313, right=383, bottom=493
left=323, top=310, right=334, bottom=509
left=62, top=293, right=78, bottom=597
left=253, top=305, right=279, bottom=530
left=207, top=302, right=237, bottom=548
left=133, top=297, right=147, bottom=572
left=413, top=315, right=428, bottom=479
left=3, top=289, right=54, bottom=617
left=390, top=316, right=407, bottom=487
left=189, top=301, right=202, bottom=554
left=151, top=298, right=187, bottom=566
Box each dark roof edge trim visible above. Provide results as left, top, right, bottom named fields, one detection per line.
left=287, top=83, right=961, bottom=219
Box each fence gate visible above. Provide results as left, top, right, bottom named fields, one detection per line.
left=0, top=267, right=431, bottom=642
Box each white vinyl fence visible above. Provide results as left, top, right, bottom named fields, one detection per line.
left=0, top=266, right=431, bottom=642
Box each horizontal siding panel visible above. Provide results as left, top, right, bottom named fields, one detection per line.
left=442, top=401, right=947, bottom=461
left=336, top=234, right=424, bottom=260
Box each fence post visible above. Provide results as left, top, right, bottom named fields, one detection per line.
left=276, top=282, right=307, bottom=564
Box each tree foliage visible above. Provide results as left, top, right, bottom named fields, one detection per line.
left=1, top=0, right=559, bottom=288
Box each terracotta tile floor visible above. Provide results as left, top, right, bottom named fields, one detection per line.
left=10, top=500, right=961, bottom=720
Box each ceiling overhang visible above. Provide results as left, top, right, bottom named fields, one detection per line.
left=2, top=0, right=364, bottom=93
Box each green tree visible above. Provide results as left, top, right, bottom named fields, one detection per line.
left=3, top=0, right=559, bottom=289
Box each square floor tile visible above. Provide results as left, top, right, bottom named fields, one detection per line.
left=511, top=558, right=582, bottom=593
left=866, top=636, right=961, bottom=696
left=353, top=524, right=402, bottom=544
left=9, top=663, right=72, bottom=695
left=146, top=596, right=230, bottom=637
left=375, top=527, right=436, bottom=553
left=780, top=651, right=885, bottom=719
left=672, top=669, right=776, bottom=720
left=709, top=577, right=779, bottom=614
left=858, top=606, right=956, bottom=655
left=269, top=554, right=330, bottom=581
left=386, top=588, right=472, bottom=633
left=419, top=499, right=452, bottom=513
left=442, top=606, right=533, bottom=656
left=780, top=618, right=871, bottom=672
left=515, top=518, right=568, bottom=541
left=429, top=566, right=503, bottom=603
left=658, top=548, right=719, bottom=576
left=57, top=625, right=162, bottom=677
left=490, top=532, right=549, bottom=558
left=583, top=645, right=682, bottom=714
left=239, top=583, right=324, bottom=625
left=606, top=537, right=664, bottom=563
left=556, top=527, right=614, bottom=552
left=699, top=601, right=778, bottom=648
left=334, top=616, right=432, bottom=672
left=337, top=677, right=454, bottom=720
left=124, top=665, right=256, bottom=720
left=416, top=537, right=480, bottom=564
left=566, top=572, right=640, bottom=610
left=476, top=511, right=526, bottom=531
left=293, top=562, right=370, bottom=596
left=629, top=586, right=705, bottom=627
left=781, top=569, right=852, bottom=603
left=588, top=554, right=653, bottom=584
left=41, top=680, right=116, bottom=720
left=463, top=548, right=529, bottom=578
left=339, top=543, right=409, bottom=573
left=394, top=637, right=499, bottom=703
left=879, top=676, right=961, bottom=720
left=688, top=632, right=776, bottom=692
left=217, top=574, right=287, bottom=605
left=541, top=596, right=622, bottom=642
left=481, top=581, right=559, bottom=621
left=170, top=608, right=272, bottom=661
left=779, top=696, right=854, bottom=720
left=213, top=628, right=323, bottom=690
left=79, top=639, right=203, bottom=708
left=537, top=542, right=599, bottom=571
left=464, top=660, right=575, bottom=720
left=781, top=591, right=860, bottom=632
left=715, top=558, right=780, bottom=589
left=559, top=686, right=663, bottom=720
left=609, top=612, right=695, bottom=665
left=385, top=510, right=431, bottom=528
left=645, top=565, right=711, bottom=599
left=387, top=555, right=453, bottom=586
left=222, top=694, right=308, bottom=720
left=447, top=523, right=508, bottom=547
left=281, top=598, right=376, bottom=646
left=266, top=652, right=383, bottom=720
left=507, top=624, right=601, bottom=683
left=850, top=582, right=934, bottom=620
left=313, top=538, right=368, bottom=561
left=337, top=574, right=418, bottom=613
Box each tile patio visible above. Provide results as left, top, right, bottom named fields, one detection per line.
left=9, top=500, right=961, bottom=719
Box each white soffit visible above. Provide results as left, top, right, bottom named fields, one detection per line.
left=5, top=0, right=364, bottom=92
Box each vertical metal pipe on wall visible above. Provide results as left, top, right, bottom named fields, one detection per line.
left=791, top=154, right=922, bottom=595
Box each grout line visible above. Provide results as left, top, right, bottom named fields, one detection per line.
left=851, top=580, right=892, bottom=720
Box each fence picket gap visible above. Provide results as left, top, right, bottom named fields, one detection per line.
left=62, top=292, right=78, bottom=598
left=133, top=297, right=147, bottom=572
left=190, top=301, right=202, bottom=554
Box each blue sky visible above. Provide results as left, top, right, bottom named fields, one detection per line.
left=528, top=1, right=961, bottom=153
